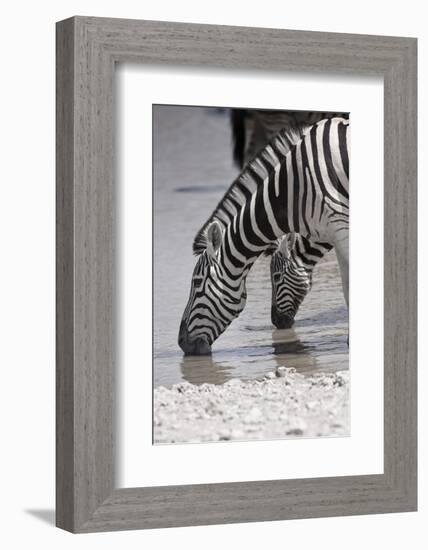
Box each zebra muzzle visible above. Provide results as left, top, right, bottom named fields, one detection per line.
left=178, top=322, right=212, bottom=356
left=271, top=306, right=295, bottom=329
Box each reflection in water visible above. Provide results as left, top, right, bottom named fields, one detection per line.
left=270, top=328, right=318, bottom=373
left=271, top=328, right=311, bottom=355
left=180, top=356, right=232, bottom=386
left=153, top=106, right=349, bottom=388
left=179, top=329, right=322, bottom=386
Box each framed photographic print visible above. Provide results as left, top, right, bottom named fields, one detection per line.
left=56, top=16, right=417, bottom=532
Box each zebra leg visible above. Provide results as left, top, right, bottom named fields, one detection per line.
left=333, top=229, right=349, bottom=309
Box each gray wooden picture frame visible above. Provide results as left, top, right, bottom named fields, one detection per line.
left=56, top=16, right=417, bottom=533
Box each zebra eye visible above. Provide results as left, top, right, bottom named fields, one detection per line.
left=193, top=276, right=204, bottom=288
left=273, top=273, right=282, bottom=283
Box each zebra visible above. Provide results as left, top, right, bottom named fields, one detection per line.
left=268, top=233, right=333, bottom=328
left=231, top=109, right=346, bottom=328
left=178, top=116, right=349, bottom=355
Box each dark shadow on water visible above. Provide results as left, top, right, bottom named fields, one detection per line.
left=25, top=509, right=55, bottom=526
left=243, top=324, right=274, bottom=332
left=174, top=184, right=227, bottom=193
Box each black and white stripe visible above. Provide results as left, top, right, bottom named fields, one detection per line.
left=178, top=117, right=349, bottom=355
left=231, top=109, right=347, bottom=327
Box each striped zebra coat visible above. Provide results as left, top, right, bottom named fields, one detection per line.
left=231, top=109, right=344, bottom=328
left=178, top=117, right=349, bottom=355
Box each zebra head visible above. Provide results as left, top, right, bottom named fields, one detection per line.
left=270, top=234, right=312, bottom=329
left=178, top=221, right=247, bottom=355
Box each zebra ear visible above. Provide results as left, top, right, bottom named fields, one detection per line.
left=206, top=221, right=223, bottom=257
left=279, top=233, right=296, bottom=258
left=287, top=232, right=297, bottom=250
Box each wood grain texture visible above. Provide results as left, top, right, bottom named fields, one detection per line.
left=56, top=16, right=417, bottom=533
left=56, top=18, right=76, bottom=532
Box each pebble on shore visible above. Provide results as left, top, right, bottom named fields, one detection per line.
left=154, top=368, right=350, bottom=444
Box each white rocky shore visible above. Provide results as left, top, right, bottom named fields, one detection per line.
left=154, top=367, right=350, bottom=444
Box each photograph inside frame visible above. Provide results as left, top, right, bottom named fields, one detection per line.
left=152, top=104, right=350, bottom=445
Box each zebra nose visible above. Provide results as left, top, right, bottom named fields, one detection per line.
left=271, top=306, right=295, bottom=329
left=178, top=321, right=212, bottom=355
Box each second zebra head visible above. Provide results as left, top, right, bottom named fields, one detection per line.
left=269, top=234, right=312, bottom=329
left=269, top=234, right=332, bottom=329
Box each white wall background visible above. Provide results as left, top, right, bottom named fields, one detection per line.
left=0, top=1, right=424, bottom=548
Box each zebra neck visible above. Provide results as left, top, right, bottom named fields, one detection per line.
left=221, top=196, right=285, bottom=274
left=220, top=145, right=300, bottom=268
left=217, top=231, right=258, bottom=281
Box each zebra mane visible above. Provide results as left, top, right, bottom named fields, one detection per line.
left=192, top=123, right=311, bottom=256
left=262, top=240, right=282, bottom=257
